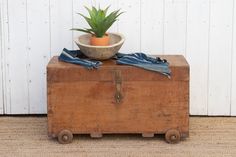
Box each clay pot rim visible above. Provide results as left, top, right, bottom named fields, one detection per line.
left=91, top=33, right=109, bottom=38
left=75, top=32, right=125, bottom=48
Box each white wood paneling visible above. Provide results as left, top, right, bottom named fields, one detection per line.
left=231, top=0, right=236, bottom=116
left=208, top=0, right=234, bottom=115
left=50, top=0, right=73, bottom=56
left=6, top=0, right=29, bottom=114
left=27, top=0, right=50, bottom=113
left=0, top=32, right=3, bottom=114
left=1, top=0, right=236, bottom=115
left=0, top=0, right=4, bottom=114
left=118, top=0, right=141, bottom=52
left=163, top=0, right=187, bottom=55
left=186, top=0, right=209, bottom=115
left=140, top=0, right=164, bottom=55
left=1, top=0, right=9, bottom=114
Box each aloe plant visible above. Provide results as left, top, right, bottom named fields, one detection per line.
left=71, top=6, right=123, bottom=38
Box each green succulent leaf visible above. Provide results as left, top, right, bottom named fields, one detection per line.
left=72, top=5, right=123, bottom=37
left=104, top=5, right=110, bottom=15
left=70, top=28, right=94, bottom=35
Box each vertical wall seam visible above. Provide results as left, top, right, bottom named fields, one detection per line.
left=207, top=0, right=211, bottom=115
left=230, top=0, right=235, bottom=115
left=5, top=0, right=11, bottom=114
left=7, top=0, right=10, bottom=114
left=1, top=0, right=5, bottom=114
left=0, top=0, right=4, bottom=114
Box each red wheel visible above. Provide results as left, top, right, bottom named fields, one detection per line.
left=58, top=130, right=73, bottom=144
left=165, top=129, right=181, bottom=144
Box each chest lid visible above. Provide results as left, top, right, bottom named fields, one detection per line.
left=47, top=55, right=189, bottom=82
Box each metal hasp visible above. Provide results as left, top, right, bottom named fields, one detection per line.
left=114, top=70, right=122, bottom=104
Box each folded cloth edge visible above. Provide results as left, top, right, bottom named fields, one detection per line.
left=58, top=48, right=171, bottom=77
left=59, top=48, right=102, bottom=69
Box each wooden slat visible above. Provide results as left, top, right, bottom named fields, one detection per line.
left=6, top=0, right=29, bottom=114
left=208, top=0, right=234, bottom=115
left=50, top=0, right=73, bottom=56
left=140, top=0, right=164, bottom=55
left=163, top=0, right=187, bottom=55
left=27, top=0, right=50, bottom=113
left=186, top=0, right=209, bottom=115
left=118, top=0, right=141, bottom=52
left=0, top=0, right=9, bottom=114
left=231, top=0, right=236, bottom=116
left=0, top=0, right=4, bottom=114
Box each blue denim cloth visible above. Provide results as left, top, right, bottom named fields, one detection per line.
left=115, top=53, right=171, bottom=77
left=58, top=48, right=171, bottom=77
left=59, top=48, right=102, bottom=69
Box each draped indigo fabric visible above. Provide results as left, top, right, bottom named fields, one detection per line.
left=59, top=48, right=102, bottom=69
left=115, top=53, right=171, bottom=77
left=58, top=48, right=171, bottom=77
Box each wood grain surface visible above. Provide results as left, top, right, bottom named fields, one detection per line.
left=47, top=55, right=189, bottom=140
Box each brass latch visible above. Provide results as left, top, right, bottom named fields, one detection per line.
left=114, top=71, right=122, bottom=104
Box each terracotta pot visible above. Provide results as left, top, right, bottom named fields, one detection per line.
left=90, top=34, right=110, bottom=46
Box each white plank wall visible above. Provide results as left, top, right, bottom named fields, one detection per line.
left=0, top=28, right=3, bottom=114
left=50, top=0, right=73, bottom=56
left=0, top=0, right=4, bottom=114
left=208, top=0, right=234, bottom=115
left=163, top=0, right=187, bottom=55
left=186, top=0, right=209, bottom=115
left=118, top=0, right=141, bottom=52
left=6, top=0, right=29, bottom=114
left=0, top=0, right=9, bottom=114
left=141, top=0, right=164, bottom=54
left=27, top=0, right=50, bottom=113
left=0, top=0, right=236, bottom=115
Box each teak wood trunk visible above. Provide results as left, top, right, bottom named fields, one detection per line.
left=47, top=55, right=189, bottom=144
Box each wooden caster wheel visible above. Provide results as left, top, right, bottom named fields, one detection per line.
left=165, top=129, right=180, bottom=144
left=58, top=130, right=73, bottom=144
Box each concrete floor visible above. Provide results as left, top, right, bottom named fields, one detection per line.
left=0, top=116, right=236, bottom=157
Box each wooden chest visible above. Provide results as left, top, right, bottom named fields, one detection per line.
left=47, top=55, right=189, bottom=144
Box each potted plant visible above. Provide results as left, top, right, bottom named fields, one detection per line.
left=72, top=6, right=123, bottom=46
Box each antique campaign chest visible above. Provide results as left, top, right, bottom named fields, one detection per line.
left=47, top=55, right=189, bottom=144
